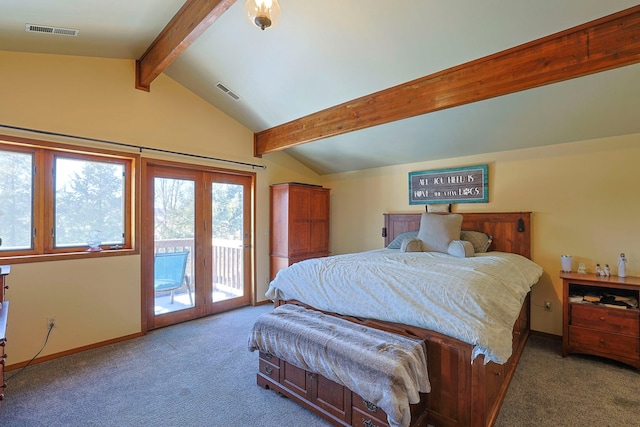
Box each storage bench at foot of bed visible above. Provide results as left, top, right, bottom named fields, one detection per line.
left=257, top=351, right=429, bottom=427
left=261, top=294, right=531, bottom=427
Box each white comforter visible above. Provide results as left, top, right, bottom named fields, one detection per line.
left=266, top=249, right=543, bottom=364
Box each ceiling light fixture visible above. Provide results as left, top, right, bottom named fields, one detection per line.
left=245, top=0, right=281, bottom=31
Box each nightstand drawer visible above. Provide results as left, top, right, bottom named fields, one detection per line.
left=570, top=304, right=638, bottom=335
left=569, top=326, right=640, bottom=359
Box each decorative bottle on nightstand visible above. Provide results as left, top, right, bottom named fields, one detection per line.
left=618, top=253, right=627, bottom=278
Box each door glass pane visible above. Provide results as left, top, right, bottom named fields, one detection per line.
left=211, top=182, right=244, bottom=302
left=0, top=150, right=33, bottom=251
left=154, top=177, right=195, bottom=314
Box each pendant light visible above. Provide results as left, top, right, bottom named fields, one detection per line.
left=245, top=0, right=281, bottom=31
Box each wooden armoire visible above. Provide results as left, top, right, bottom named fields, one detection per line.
left=270, top=183, right=330, bottom=280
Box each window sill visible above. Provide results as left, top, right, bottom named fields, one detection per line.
left=0, top=248, right=139, bottom=265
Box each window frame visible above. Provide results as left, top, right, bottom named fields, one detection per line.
left=0, top=134, right=139, bottom=263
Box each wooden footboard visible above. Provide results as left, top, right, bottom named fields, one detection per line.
left=263, top=293, right=530, bottom=427
left=422, top=293, right=530, bottom=427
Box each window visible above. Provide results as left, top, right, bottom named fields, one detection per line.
left=0, top=135, right=136, bottom=259
left=54, top=155, right=126, bottom=248
left=0, top=148, right=33, bottom=251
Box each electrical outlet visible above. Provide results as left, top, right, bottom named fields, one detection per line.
left=544, top=301, right=552, bottom=312
left=47, top=316, right=56, bottom=329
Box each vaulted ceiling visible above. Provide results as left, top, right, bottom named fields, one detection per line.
left=2, top=1, right=639, bottom=174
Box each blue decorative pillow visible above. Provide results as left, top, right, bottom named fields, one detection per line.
left=386, top=231, right=419, bottom=249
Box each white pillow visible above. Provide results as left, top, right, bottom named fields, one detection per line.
left=447, top=240, right=475, bottom=258
left=416, top=213, right=463, bottom=253
left=400, top=237, right=423, bottom=252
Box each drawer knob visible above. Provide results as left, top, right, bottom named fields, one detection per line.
left=263, top=365, right=273, bottom=375
left=599, top=338, right=606, bottom=344
left=599, top=316, right=605, bottom=321
left=362, top=419, right=379, bottom=427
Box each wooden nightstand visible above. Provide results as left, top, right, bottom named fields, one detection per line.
left=561, top=272, right=639, bottom=369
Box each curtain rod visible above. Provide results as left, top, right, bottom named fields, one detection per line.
left=0, top=124, right=267, bottom=170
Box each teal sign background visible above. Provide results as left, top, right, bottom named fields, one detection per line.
left=409, top=164, right=488, bottom=205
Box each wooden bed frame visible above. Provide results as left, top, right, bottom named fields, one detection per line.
left=259, top=212, right=533, bottom=427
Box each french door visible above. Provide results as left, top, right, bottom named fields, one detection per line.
left=142, top=159, right=254, bottom=329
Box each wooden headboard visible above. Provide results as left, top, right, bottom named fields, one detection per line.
left=383, top=212, right=532, bottom=259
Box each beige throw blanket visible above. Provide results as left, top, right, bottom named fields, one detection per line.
left=248, top=304, right=430, bottom=427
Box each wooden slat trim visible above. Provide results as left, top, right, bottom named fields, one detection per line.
left=135, top=0, right=237, bottom=91
left=255, top=5, right=640, bottom=156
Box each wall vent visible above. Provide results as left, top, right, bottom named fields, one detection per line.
left=26, top=23, right=79, bottom=37
left=215, top=82, right=241, bottom=101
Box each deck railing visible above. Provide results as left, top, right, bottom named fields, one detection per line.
left=154, top=238, right=243, bottom=294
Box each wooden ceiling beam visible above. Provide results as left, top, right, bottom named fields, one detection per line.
left=136, top=0, right=237, bottom=91
left=255, top=5, right=640, bottom=156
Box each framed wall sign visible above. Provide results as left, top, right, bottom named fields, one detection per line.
left=409, top=164, right=488, bottom=205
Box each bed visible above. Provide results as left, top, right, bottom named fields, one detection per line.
left=254, top=212, right=542, bottom=427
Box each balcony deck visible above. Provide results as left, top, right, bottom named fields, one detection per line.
left=154, top=238, right=243, bottom=315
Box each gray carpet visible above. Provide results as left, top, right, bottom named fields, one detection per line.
left=495, top=332, right=640, bottom=427
left=1, top=304, right=638, bottom=426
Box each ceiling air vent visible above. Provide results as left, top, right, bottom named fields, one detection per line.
left=26, top=23, right=79, bottom=36
left=215, top=82, right=241, bottom=101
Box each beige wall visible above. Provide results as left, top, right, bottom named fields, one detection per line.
left=321, top=134, right=640, bottom=335
left=0, top=51, right=320, bottom=364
